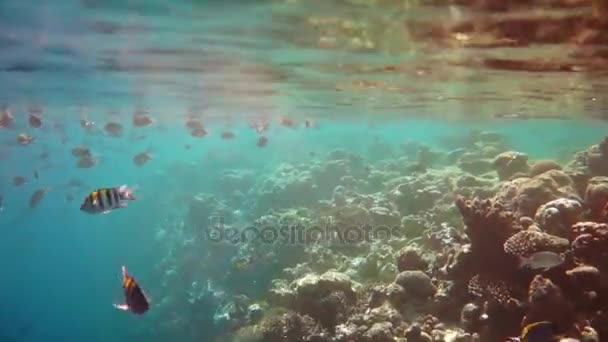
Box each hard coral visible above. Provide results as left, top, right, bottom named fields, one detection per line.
left=571, top=222, right=608, bottom=267
left=567, top=136, right=608, bottom=178
left=455, top=195, right=526, bottom=308
left=455, top=196, right=521, bottom=276
left=292, top=271, right=359, bottom=331
left=468, top=274, right=514, bottom=305
left=534, top=198, right=583, bottom=238
left=584, top=176, right=608, bottom=220
left=260, top=312, right=328, bottom=342
left=529, top=160, right=563, bottom=177
left=492, top=151, right=530, bottom=181
left=495, top=170, right=579, bottom=218
left=503, top=229, right=570, bottom=257
left=524, top=275, right=574, bottom=330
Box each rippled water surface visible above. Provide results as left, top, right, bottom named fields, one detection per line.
left=2, top=0, right=607, bottom=119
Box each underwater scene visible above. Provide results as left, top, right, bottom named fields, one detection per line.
left=3, top=0, right=608, bottom=341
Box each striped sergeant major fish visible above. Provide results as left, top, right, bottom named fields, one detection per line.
left=114, top=266, right=150, bottom=315
left=80, top=185, right=136, bottom=214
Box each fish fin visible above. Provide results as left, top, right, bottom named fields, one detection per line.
left=119, top=202, right=128, bottom=208
left=114, top=303, right=130, bottom=311
left=101, top=210, right=112, bottom=214
left=122, top=265, right=128, bottom=279
left=517, top=255, right=528, bottom=269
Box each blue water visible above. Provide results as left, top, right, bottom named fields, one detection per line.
left=0, top=115, right=606, bottom=341
left=1, top=1, right=608, bottom=341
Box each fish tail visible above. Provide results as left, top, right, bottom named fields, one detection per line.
left=517, top=255, right=527, bottom=269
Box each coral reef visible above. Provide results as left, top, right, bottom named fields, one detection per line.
left=154, top=135, right=608, bottom=342
left=492, top=151, right=530, bottom=181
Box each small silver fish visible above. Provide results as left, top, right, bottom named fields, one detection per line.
left=519, top=251, right=564, bottom=271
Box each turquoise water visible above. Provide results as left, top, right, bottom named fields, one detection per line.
left=2, top=118, right=607, bottom=341
left=2, top=1, right=608, bottom=341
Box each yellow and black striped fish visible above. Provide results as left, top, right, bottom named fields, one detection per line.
left=80, top=185, right=136, bottom=214
left=114, top=265, right=150, bottom=315
left=521, top=321, right=554, bottom=342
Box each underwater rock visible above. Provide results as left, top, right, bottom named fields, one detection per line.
left=332, top=185, right=348, bottom=206
left=311, top=150, right=367, bottom=195
left=368, top=206, right=401, bottom=228
left=567, top=137, right=608, bottom=178
left=389, top=177, right=445, bottom=215
left=219, top=169, right=255, bottom=193
left=291, top=271, right=359, bottom=329
left=534, top=198, right=583, bottom=238
left=363, top=322, right=393, bottom=342
left=269, top=279, right=295, bottom=308
left=442, top=329, right=474, bottom=342
left=495, top=170, right=579, bottom=218
left=571, top=222, right=608, bottom=266
left=478, top=131, right=503, bottom=144
left=581, top=326, right=599, bottom=342
left=524, top=275, right=574, bottom=328
left=248, top=304, right=264, bottom=324
left=334, top=322, right=360, bottom=341
left=454, top=195, right=520, bottom=279
left=394, top=270, right=436, bottom=299
left=321, top=204, right=372, bottom=229
left=396, top=245, right=428, bottom=272
left=446, top=148, right=468, bottom=164
left=378, top=263, right=398, bottom=283
left=529, top=160, right=563, bottom=177
left=404, top=324, right=433, bottom=342
left=586, top=138, right=608, bottom=176
left=565, top=264, right=601, bottom=291
left=584, top=176, right=608, bottom=219
left=460, top=303, right=481, bottom=332
left=457, top=159, right=493, bottom=176
left=189, top=193, right=235, bottom=227
left=444, top=243, right=474, bottom=279
left=365, top=302, right=402, bottom=326
left=254, top=164, right=319, bottom=215
left=385, top=282, right=408, bottom=307
left=454, top=174, right=498, bottom=199
left=458, top=152, right=485, bottom=164
left=327, top=149, right=364, bottom=165
left=492, top=151, right=530, bottom=181
left=260, top=312, right=328, bottom=342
